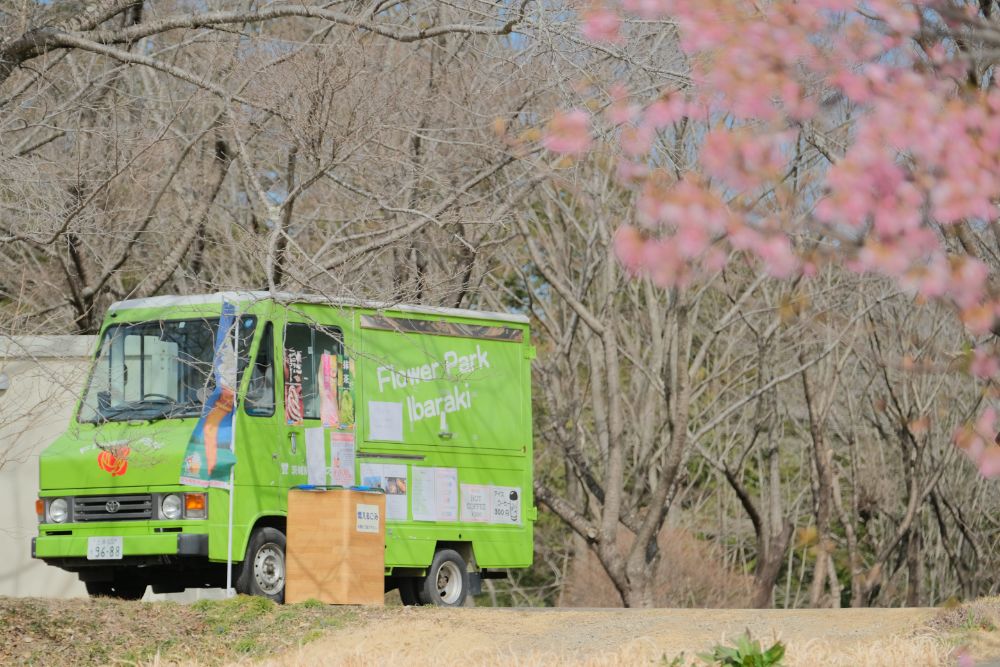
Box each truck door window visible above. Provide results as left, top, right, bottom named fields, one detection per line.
left=244, top=322, right=275, bottom=417
left=284, top=323, right=343, bottom=420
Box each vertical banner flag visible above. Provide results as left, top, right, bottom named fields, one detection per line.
left=180, top=302, right=238, bottom=488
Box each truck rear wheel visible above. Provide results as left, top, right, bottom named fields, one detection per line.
left=236, top=526, right=286, bottom=603
left=419, top=549, right=469, bottom=607
left=85, top=579, right=147, bottom=600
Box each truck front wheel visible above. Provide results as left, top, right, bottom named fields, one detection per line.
left=419, top=549, right=469, bottom=607
left=236, top=526, right=286, bottom=603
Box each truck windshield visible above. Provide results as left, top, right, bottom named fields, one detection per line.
left=78, top=317, right=256, bottom=423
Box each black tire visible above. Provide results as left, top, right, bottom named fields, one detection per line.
left=398, top=577, right=422, bottom=606
left=419, top=549, right=469, bottom=607
left=235, top=526, right=286, bottom=603
left=85, top=579, right=147, bottom=600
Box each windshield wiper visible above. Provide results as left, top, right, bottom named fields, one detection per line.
left=144, top=399, right=208, bottom=422
left=94, top=399, right=199, bottom=423
left=95, top=403, right=155, bottom=421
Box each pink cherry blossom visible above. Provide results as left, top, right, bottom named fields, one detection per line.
left=978, top=447, right=1000, bottom=478
left=754, top=235, right=799, bottom=279
left=644, top=240, right=689, bottom=288
left=606, top=84, right=639, bottom=125
left=621, top=0, right=671, bottom=19
left=620, top=124, right=653, bottom=157
left=581, top=7, right=623, bottom=43
left=961, top=304, right=997, bottom=337
left=970, top=347, right=999, bottom=380
left=955, top=407, right=998, bottom=475
left=573, top=0, right=1000, bottom=390
left=607, top=102, right=639, bottom=125
left=616, top=158, right=649, bottom=183
left=542, top=110, right=592, bottom=155
left=701, top=129, right=787, bottom=191
left=912, top=257, right=951, bottom=300
left=675, top=223, right=709, bottom=258
left=614, top=225, right=646, bottom=273
left=643, top=97, right=686, bottom=128
left=703, top=247, right=728, bottom=273
left=951, top=259, right=990, bottom=310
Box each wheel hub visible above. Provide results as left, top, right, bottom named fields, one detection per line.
left=436, top=560, right=462, bottom=604
left=253, top=542, right=284, bottom=595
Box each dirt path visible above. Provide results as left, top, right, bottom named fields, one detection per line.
left=264, top=606, right=953, bottom=666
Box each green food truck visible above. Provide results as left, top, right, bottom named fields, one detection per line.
left=32, top=292, right=535, bottom=605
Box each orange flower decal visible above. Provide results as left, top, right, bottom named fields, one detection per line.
left=97, top=446, right=130, bottom=477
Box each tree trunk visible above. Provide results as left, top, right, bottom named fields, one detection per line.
left=906, top=530, right=922, bottom=607
left=751, top=521, right=793, bottom=608
left=802, top=364, right=836, bottom=608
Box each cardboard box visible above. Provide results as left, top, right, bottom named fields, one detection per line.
left=285, top=488, right=386, bottom=604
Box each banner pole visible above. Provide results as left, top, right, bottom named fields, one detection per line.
left=226, top=467, right=235, bottom=596
left=226, top=305, right=239, bottom=597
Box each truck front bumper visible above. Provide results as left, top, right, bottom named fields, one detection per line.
left=33, top=528, right=207, bottom=561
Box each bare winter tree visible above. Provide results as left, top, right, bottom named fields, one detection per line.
left=485, top=155, right=866, bottom=607
left=0, top=0, right=540, bottom=333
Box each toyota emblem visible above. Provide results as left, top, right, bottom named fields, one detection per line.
left=105, top=500, right=121, bottom=513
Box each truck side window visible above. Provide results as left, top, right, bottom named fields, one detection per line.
left=284, top=323, right=343, bottom=421
left=244, top=322, right=274, bottom=417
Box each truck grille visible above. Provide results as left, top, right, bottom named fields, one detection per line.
left=73, top=494, right=153, bottom=521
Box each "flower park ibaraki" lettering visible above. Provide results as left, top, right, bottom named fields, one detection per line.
left=375, top=345, right=490, bottom=424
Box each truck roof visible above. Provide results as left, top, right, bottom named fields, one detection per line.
left=108, top=291, right=530, bottom=326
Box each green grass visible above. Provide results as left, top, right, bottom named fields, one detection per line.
left=0, top=594, right=364, bottom=666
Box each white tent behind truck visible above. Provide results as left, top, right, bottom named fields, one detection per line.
left=0, top=335, right=226, bottom=602
left=0, top=336, right=94, bottom=598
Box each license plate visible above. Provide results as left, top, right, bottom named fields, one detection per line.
left=87, top=536, right=123, bottom=560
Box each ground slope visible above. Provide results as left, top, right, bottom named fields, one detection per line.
left=271, top=606, right=950, bottom=666
left=5, top=595, right=1000, bottom=666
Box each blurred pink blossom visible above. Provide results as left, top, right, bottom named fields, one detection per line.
left=970, top=347, right=999, bottom=380
left=542, top=110, right=592, bottom=155
left=581, top=7, right=623, bottom=43
left=621, top=0, right=671, bottom=19
left=620, top=124, right=654, bottom=156
left=956, top=408, right=1000, bottom=478
left=570, top=0, right=1000, bottom=358
left=643, top=97, right=686, bottom=128
left=616, top=159, right=649, bottom=183
left=614, top=225, right=646, bottom=273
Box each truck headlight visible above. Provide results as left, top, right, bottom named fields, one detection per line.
left=49, top=498, right=69, bottom=523
left=161, top=494, right=182, bottom=520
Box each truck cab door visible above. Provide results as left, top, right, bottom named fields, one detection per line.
left=238, top=321, right=284, bottom=487
left=281, top=319, right=346, bottom=487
